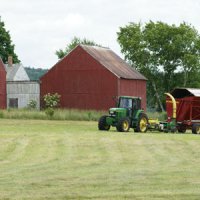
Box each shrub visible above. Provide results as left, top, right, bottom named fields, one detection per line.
left=27, top=100, right=37, bottom=110
left=43, top=93, right=61, bottom=108
left=43, top=93, right=61, bottom=118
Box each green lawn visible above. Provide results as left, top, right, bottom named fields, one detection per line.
left=0, top=119, right=200, bottom=199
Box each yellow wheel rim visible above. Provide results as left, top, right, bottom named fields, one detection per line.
left=140, top=117, right=147, bottom=132
left=123, top=121, right=129, bottom=131
left=197, top=126, right=200, bottom=134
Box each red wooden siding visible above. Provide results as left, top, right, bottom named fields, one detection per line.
left=119, top=79, right=146, bottom=110
left=40, top=45, right=147, bottom=111
left=40, top=46, right=118, bottom=110
left=0, top=59, right=6, bottom=109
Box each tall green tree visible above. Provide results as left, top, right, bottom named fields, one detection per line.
left=117, top=21, right=200, bottom=111
left=0, top=17, right=20, bottom=63
left=55, top=36, right=101, bottom=59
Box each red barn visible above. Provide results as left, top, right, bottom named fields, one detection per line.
left=40, top=45, right=147, bottom=110
left=0, top=58, right=6, bottom=109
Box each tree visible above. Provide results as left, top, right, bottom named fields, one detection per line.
left=55, top=36, right=101, bottom=59
left=117, top=21, right=200, bottom=111
left=0, top=17, right=20, bottom=63
left=25, top=67, right=48, bottom=81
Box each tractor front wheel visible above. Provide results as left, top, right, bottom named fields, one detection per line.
left=192, top=124, right=200, bottom=134
left=116, top=117, right=130, bottom=132
left=135, top=113, right=148, bottom=133
left=98, top=116, right=110, bottom=131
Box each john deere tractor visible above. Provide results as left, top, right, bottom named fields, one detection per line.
left=98, top=96, right=148, bottom=132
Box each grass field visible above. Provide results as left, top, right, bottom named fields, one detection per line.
left=0, top=119, right=200, bottom=199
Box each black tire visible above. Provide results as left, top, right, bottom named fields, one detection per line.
left=135, top=113, right=148, bottom=133
left=116, top=117, right=130, bottom=132
left=177, top=125, right=186, bottom=133
left=98, top=116, right=110, bottom=131
left=171, top=127, right=177, bottom=133
left=192, top=124, right=200, bottom=134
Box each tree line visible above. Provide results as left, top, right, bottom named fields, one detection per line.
left=25, top=67, right=48, bottom=81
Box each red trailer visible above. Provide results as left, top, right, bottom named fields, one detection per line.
left=166, top=88, right=200, bottom=133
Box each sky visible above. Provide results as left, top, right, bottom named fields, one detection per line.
left=0, top=0, right=200, bottom=69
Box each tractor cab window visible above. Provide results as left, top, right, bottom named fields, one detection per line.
left=133, top=98, right=141, bottom=110
left=119, top=98, right=132, bottom=109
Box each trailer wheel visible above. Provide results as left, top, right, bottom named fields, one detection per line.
left=192, top=124, right=200, bottom=134
left=136, top=113, right=148, bottom=133
left=98, top=116, right=110, bottom=131
left=177, top=125, right=186, bottom=133
left=116, top=117, right=130, bottom=132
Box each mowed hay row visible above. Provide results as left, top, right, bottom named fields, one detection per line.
left=0, top=119, right=200, bottom=199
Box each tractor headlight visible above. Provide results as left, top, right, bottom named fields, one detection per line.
left=109, top=110, right=116, bottom=116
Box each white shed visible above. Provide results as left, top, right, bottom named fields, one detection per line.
left=4, top=57, right=40, bottom=109
left=6, top=81, right=40, bottom=109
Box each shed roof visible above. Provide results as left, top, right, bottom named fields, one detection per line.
left=4, top=63, right=30, bottom=81
left=5, top=63, right=20, bottom=80
left=80, top=45, right=147, bottom=80
left=171, top=88, right=200, bottom=98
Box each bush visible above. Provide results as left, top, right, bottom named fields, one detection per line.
left=43, top=93, right=61, bottom=108
left=43, top=93, right=61, bottom=118
left=27, top=100, right=37, bottom=110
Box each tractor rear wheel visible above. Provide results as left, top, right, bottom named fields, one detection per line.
left=192, top=124, right=200, bottom=134
left=116, top=117, right=130, bottom=132
left=135, top=113, right=148, bottom=133
left=98, top=116, right=110, bottom=131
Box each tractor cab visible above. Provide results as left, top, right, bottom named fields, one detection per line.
left=98, top=96, right=148, bottom=132
left=109, top=96, right=141, bottom=119
left=118, top=96, right=141, bottom=112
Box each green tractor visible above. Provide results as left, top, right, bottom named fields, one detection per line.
left=98, top=96, right=149, bottom=132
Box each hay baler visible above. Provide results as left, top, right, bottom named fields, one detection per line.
left=165, top=88, right=200, bottom=134
left=148, top=88, right=200, bottom=134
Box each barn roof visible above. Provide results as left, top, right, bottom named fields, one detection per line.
left=171, top=88, right=200, bottom=98
left=80, top=45, right=147, bottom=80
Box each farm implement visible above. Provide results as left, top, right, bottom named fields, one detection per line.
left=98, top=96, right=148, bottom=132
left=98, top=88, right=200, bottom=134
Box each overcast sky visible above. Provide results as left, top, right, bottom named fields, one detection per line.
left=0, top=0, right=200, bottom=69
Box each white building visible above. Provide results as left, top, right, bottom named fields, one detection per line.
left=4, top=57, right=40, bottom=109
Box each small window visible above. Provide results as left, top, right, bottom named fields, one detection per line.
left=9, top=98, right=18, bottom=108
